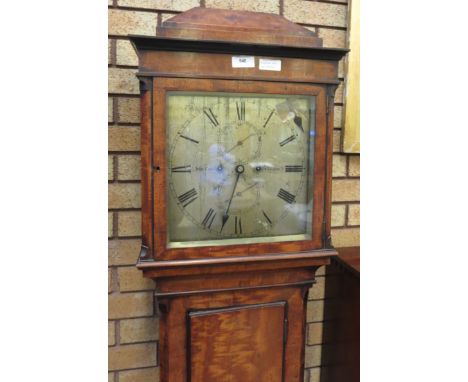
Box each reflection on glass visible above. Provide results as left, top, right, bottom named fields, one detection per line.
left=166, top=92, right=316, bottom=248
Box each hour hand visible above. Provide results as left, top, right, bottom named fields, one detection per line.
left=226, top=134, right=255, bottom=153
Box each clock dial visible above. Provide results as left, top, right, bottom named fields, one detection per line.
left=166, top=92, right=315, bottom=247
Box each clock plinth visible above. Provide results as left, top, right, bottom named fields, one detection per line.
left=130, top=7, right=347, bottom=382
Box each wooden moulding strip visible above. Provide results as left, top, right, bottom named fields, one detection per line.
left=154, top=279, right=317, bottom=298
left=130, top=35, right=348, bottom=61
left=137, top=250, right=338, bottom=269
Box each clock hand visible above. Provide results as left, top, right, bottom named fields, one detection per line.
left=236, top=182, right=258, bottom=196
left=221, top=164, right=244, bottom=231
left=293, top=114, right=304, bottom=133
left=226, top=133, right=256, bottom=153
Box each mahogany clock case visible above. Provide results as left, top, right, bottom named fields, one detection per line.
left=128, top=8, right=349, bottom=382
left=150, top=78, right=329, bottom=260
left=131, top=36, right=347, bottom=261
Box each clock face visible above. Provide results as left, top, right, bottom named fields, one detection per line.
left=166, top=91, right=316, bottom=248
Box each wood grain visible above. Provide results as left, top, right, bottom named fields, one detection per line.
left=157, top=7, right=322, bottom=48
left=189, top=302, right=286, bottom=382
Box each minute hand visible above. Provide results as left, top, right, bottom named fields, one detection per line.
left=221, top=164, right=244, bottom=231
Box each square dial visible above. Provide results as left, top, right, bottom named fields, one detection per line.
left=166, top=91, right=316, bottom=248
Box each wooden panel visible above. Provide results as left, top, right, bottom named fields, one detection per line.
left=188, top=302, right=286, bottom=382
left=159, top=286, right=308, bottom=382
left=140, top=51, right=338, bottom=85
left=342, top=0, right=360, bottom=153
left=139, top=78, right=154, bottom=260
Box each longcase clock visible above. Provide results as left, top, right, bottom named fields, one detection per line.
left=130, top=7, right=347, bottom=382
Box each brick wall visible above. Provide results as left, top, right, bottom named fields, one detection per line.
left=108, top=1, right=359, bottom=381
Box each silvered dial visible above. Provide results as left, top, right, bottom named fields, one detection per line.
left=166, top=92, right=314, bottom=246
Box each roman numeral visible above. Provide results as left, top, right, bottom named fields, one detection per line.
left=279, top=135, right=296, bottom=147
left=235, top=216, right=242, bottom=235
left=236, top=101, right=245, bottom=121
left=263, top=109, right=275, bottom=128
left=179, top=134, right=199, bottom=144
left=262, top=210, right=272, bottom=226
left=171, top=165, right=191, bottom=173
left=203, top=108, right=219, bottom=127
left=201, top=208, right=216, bottom=229
left=178, top=188, right=198, bottom=207
left=278, top=188, right=296, bottom=204
left=285, top=165, right=304, bottom=173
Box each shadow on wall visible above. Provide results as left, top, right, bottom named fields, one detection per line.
left=320, top=260, right=360, bottom=382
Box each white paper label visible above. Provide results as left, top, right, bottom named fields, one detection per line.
left=259, top=59, right=282, bottom=71
left=232, top=56, right=255, bottom=68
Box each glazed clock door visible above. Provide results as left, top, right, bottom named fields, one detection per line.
left=152, top=78, right=328, bottom=259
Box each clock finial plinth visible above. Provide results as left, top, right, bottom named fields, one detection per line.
left=157, top=7, right=323, bottom=48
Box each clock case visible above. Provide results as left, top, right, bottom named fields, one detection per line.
left=130, top=7, right=348, bottom=382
